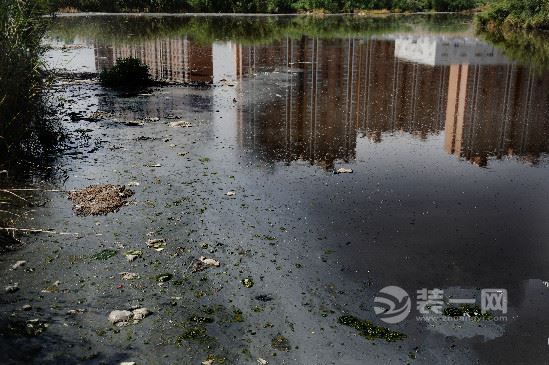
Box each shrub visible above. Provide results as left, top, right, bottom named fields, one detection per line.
left=99, top=57, right=152, bottom=89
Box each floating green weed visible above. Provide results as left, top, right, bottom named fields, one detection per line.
left=338, top=315, right=406, bottom=342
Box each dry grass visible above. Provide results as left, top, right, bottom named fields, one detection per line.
left=68, top=185, right=134, bottom=216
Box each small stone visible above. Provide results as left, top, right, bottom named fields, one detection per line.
left=5, top=283, right=19, bottom=293
left=11, top=260, right=26, bottom=270
left=108, top=310, right=132, bottom=325
left=132, top=307, right=151, bottom=320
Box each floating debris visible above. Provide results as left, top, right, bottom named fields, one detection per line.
left=443, top=304, right=492, bottom=321
left=242, top=278, right=254, bottom=288
left=147, top=238, right=166, bottom=251
left=22, top=304, right=32, bottom=311
left=338, top=315, right=406, bottom=342
left=120, top=272, right=140, bottom=280
left=132, top=307, right=151, bottom=320
left=41, top=280, right=61, bottom=293
left=271, top=334, right=291, bottom=351
left=257, top=358, right=268, bottom=365
left=120, top=362, right=136, bottom=365
left=5, top=283, right=19, bottom=293
left=155, top=273, right=173, bottom=282
left=91, top=249, right=118, bottom=260
left=144, top=163, right=162, bottom=168
left=11, top=260, right=26, bottom=270
left=124, top=249, right=143, bottom=262
left=169, top=120, right=193, bottom=128
left=67, top=309, right=86, bottom=315
left=191, top=256, right=220, bottom=273
left=336, top=167, right=353, bottom=174
left=127, top=181, right=140, bottom=187
left=226, top=191, right=236, bottom=197
left=69, top=185, right=134, bottom=216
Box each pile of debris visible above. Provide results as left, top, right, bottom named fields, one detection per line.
left=68, top=184, right=134, bottom=216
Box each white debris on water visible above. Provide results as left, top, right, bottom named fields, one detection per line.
left=11, top=260, right=26, bottom=270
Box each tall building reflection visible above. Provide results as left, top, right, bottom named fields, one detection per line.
left=94, top=35, right=549, bottom=168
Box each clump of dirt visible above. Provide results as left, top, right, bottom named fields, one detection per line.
left=68, top=184, right=134, bottom=216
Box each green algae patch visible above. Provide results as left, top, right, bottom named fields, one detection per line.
left=176, top=326, right=215, bottom=346
left=443, top=304, right=492, bottom=321
left=338, top=315, right=406, bottom=342
left=272, top=334, right=291, bottom=351
left=189, top=315, right=214, bottom=324
left=232, top=310, right=244, bottom=323
left=91, top=249, right=117, bottom=260
left=241, top=278, right=254, bottom=288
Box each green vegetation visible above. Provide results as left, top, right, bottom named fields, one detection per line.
left=443, top=304, right=492, bottom=320
left=90, top=249, right=118, bottom=260
left=48, top=13, right=471, bottom=46
left=476, top=0, right=549, bottom=29
left=478, top=27, right=549, bottom=70
left=0, top=0, right=60, bottom=163
left=338, top=315, right=407, bottom=342
left=99, top=57, right=153, bottom=89
left=50, top=0, right=480, bottom=13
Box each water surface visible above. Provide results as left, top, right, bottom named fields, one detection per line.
left=2, top=14, right=548, bottom=364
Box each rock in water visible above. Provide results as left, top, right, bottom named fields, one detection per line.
left=108, top=310, right=132, bottom=325
left=132, top=307, right=151, bottom=320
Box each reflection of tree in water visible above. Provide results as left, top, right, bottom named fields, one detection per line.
left=238, top=36, right=549, bottom=168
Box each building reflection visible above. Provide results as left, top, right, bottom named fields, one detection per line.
left=94, top=36, right=549, bottom=168
left=95, top=37, right=213, bottom=83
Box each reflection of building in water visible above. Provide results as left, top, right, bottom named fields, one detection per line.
left=444, top=64, right=549, bottom=166
left=93, top=35, right=548, bottom=167
left=238, top=36, right=548, bottom=168
left=237, top=38, right=450, bottom=168
left=95, top=37, right=213, bottom=83
left=394, top=36, right=509, bottom=66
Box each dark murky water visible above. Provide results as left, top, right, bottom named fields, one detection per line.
left=1, top=14, right=548, bottom=364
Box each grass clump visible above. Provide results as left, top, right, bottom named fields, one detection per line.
left=338, top=315, right=407, bottom=342
left=0, top=0, right=60, bottom=163
left=99, top=57, right=152, bottom=90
